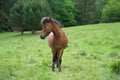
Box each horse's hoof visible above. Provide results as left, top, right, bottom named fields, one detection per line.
left=52, top=69, right=55, bottom=72
left=58, top=69, right=62, bottom=72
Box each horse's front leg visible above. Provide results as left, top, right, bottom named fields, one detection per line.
left=57, top=49, right=63, bottom=72
left=52, top=49, right=57, bottom=71
left=57, top=59, right=62, bottom=72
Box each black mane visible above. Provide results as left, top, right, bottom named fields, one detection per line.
left=41, top=17, right=61, bottom=28
left=51, top=18, right=61, bottom=28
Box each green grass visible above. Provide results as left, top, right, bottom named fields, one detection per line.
left=0, top=22, right=120, bottom=80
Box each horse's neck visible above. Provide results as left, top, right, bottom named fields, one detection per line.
left=52, top=24, right=62, bottom=39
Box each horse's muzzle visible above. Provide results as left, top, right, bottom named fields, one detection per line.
left=40, top=34, right=46, bottom=39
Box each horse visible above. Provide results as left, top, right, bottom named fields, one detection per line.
left=40, top=17, right=68, bottom=72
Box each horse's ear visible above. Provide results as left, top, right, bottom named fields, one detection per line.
left=50, top=18, right=54, bottom=22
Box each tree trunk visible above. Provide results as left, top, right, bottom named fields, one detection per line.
left=21, top=29, right=24, bottom=35
left=31, top=27, right=36, bottom=35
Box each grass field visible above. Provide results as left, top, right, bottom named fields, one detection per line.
left=0, top=22, right=120, bottom=80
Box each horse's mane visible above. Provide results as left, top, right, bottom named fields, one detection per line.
left=41, top=17, right=61, bottom=28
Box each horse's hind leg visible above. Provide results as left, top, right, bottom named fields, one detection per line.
left=57, top=59, right=62, bottom=67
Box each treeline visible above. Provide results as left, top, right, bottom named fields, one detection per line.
left=0, top=0, right=120, bottom=34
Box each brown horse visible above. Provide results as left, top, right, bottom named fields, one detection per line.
left=40, top=17, right=68, bottom=72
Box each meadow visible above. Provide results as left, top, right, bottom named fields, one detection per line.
left=0, top=22, right=120, bottom=80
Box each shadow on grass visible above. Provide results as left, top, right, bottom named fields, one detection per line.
left=0, top=31, right=40, bottom=40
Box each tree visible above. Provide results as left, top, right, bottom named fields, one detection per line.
left=101, top=0, right=120, bottom=22
left=9, top=0, right=51, bottom=34
left=48, top=0, right=77, bottom=27
left=74, top=0, right=107, bottom=25
left=9, top=0, right=24, bottom=34
left=0, top=0, right=17, bottom=31
left=0, top=10, right=8, bottom=31
left=62, top=0, right=77, bottom=26
left=94, top=0, right=107, bottom=23
left=74, top=0, right=97, bottom=25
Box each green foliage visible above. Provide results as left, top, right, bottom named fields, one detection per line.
left=101, top=0, right=120, bottom=22
left=74, top=0, right=99, bottom=25
left=110, top=61, right=120, bottom=74
left=48, top=0, right=77, bottom=27
left=74, top=0, right=107, bottom=25
left=1, top=0, right=120, bottom=32
left=9, top=0, right=24, bottom=30
left=9, top=0, right=76, bottom=33
left=94, top=0, right=107, bottom=23
left=22, top=0, right=51, bottom=27
left=0, top=0, right=17, bottom=31
left=9, top=0, right=51, bottom=34
left=0, top=10, right=8, bottom=31
left=0, top=22, right=120, bottom=80
left=61, top=0, right=77, bottom=26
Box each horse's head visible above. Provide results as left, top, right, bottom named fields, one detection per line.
left=40, top=17, right=53, bottom=39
